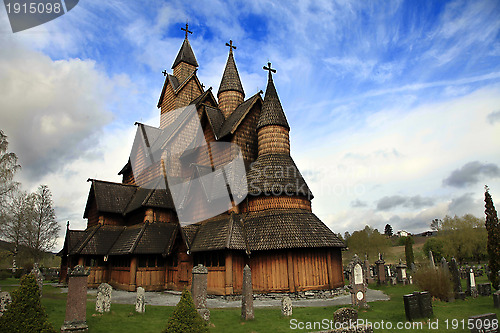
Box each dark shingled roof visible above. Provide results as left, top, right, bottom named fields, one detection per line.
left=84, top=179, right=175, bottom=217
left=246, top=153, right=313, bottom=198
left=84, top=180, right=136, bottom=216
left=108, top=224, right=143, bottom=255
left=69, top=222, right=179, bottom=256
left=72, top=225, right=125, bottom=256
left=257, top=74, right=289, bottom=130
left=57, top=229, right=86, bottom=256
left=187, top=209, right=344, bottom=252
left=218, top=92, right=262, bottom=138
left=218, top=50, right=244, bottom=97
left=182, top=224, right=199, bottom=248
left=134, top=223, right=178, bottom=255
left=172, top=38, right=198, bottom=69
left=189, top=214, right=246, bottom=252
left=244, top=209, right=345, bottom=251
left=204, top=105, right=225, bottom=138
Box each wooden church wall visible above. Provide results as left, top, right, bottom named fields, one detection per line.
left=232, top=104, right=261, bottom=164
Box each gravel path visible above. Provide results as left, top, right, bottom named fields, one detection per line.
left=77, top=288, right=389, bottom=308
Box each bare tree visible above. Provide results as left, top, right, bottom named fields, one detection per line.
left=24, top=185, right=60, bottom=263
left=2, top=191, right=35, bottom=267
left=0, top=130, right=20, bottom=216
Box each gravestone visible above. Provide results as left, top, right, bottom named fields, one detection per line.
left=429, top=251, right=435, bottom=269
left=281, top=296, right=292, bottom=317
left=61, top=265, right=90, bottom=333
left=135, top=287, right=145, bottom=313
left=333, top=307, right=358, bottom=326
left=467, top=268, right=478, bottom=298
left=396, top=259, right=408, bottom=285
left=241, top=265, right=254, bottom=320
left=375, top=253, right=386, bottom=285
left=441, top=257, right=449, bottom=275
left=468, top=313, right=499, bottom=333
left=30, top=263, right=44, bottom=296
left=0, top=292, right=11, bottom=317
left=493, top=291, right=500, bottom=308
left=403, top=294, right=421, bottom=321
left=95, top=283, right=112, bottom=313
left=404, top=291, right=433, bottom=322
left=349, top=255, right=368, bottom=308
left=478, top=283, right=492, bottom=297
left=363, top=255, right=371, bottom=285
left=415, top=291, right=433, bottom=318
left=450, top=258, right=462, bottom=294
left=191, top=264, right=209, bottom=321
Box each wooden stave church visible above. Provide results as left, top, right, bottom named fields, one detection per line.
left=59, top=28, right=345, bottom=295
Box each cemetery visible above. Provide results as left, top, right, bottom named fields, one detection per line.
left=0, top=257, right=500, bottom=332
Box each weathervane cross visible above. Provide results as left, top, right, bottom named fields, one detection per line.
left=263, top=61, right=276, bottom=78
left=226, top=40, right=236, bottom=52
left=181, top=22, right=192, bottom=39
left=162, top=70, right=167, bottom=76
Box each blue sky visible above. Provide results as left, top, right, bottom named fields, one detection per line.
left=1, top=0, right=500, bottom=248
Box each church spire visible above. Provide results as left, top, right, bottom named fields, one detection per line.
left=171, top=22, right=198, bottom=71
left=218, top=40, right=245, bottom=118
left=257, top=62, right=289, bottom=130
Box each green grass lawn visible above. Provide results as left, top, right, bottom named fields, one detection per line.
left=2, top=276, right=499, bottom=332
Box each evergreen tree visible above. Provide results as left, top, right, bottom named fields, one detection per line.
left=0, top=274, right=56, bottom=333
left=164, top=289, right=209, bottom=333
left=484, top=186, right=500, bottom=289
left=384, top=224, right=393, bottom=237
left=405, top=236, right=414, bottom=267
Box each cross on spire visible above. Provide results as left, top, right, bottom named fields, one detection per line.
left=225, top=40, right=236, bottom=53
left=181, top=21, right=192, bottom=40
left=162, top=70, right=167, bottom=76
left=263, top=61, right=276, bottom=79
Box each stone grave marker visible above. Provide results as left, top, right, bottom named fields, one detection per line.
left=0, top=291, right=11, bottom=317
left=135, top=287, right=145, bottom=313
left=281, top=296, right=292, bottom=317
left=478, top=283, right=492, bottom=296
left=415, top=291, right=433, bottom=318
left=333, top=307, right=358, bottom=326
left=192, top=264, right=210, bottom=321
left=363, top=255, right=370, bottom=285
left=441, top=257, right=449, bottom=275
left=95, top=283, right=112, bottom=313
left=241, top=265, right=254, bottom=320
left=450, top=258, right=462, bottom=293
left=375, top=253, right=386, bottom=285
left=468, top=313, right=499, bottom=333
left=429, top=251, right=435, bottom=269
left=349, top=254, right=368, bottom=308
left=396, top=259, right=407, bottom=285
left=493, top=291, right=500, bottom=309
left=467, top=268, right=478, bottom=298
left=403, top=293, right=421, bottom=321
left=30, top=263, right=44, bottom=296
left=61, top=265, right=90, bottom=333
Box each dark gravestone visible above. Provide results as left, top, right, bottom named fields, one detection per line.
left=493, top=291, right=500, bottom=309
left=468, top=313, right=499, bottom=333
left=413, top=291, right=433, bottom=318
left=61, top=265, right=90, bottom=333
left=450, top=258, right=462, bottom=293
left=375, top=254, right=386, bottom=285
left=404, top=294, right=421, bottom=321
left=478, top=283, right=492, bottom=296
